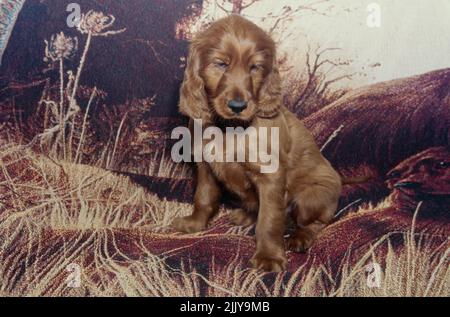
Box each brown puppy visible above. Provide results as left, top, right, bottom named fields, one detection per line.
left=172, top=15, right=342, bottom=272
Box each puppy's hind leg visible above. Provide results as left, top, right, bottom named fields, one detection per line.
left=286, top=220, right=328, bottom=252
left=229, top=209, right=257, bottom=226
left=286, top=185, right=339, bottom=252
left=229, top=190, right=259, bottom=226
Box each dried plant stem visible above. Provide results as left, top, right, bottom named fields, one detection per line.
left=70, top=31, right=92, bottom=103
left=43, top=101, right=49, bottom=131
left=59, top=58, right=66, bottom=160
left=108, top=112, right=128, bottom=169
left=75, top=87, right=96, bottom=164
left=334, top=198, right=362, bottom=219
left=68, top=32, right=92, bottom=161
left=321, top=124, right=344, bottom=152
left=68, top=121, right=75, bottom=161
left=406, top=201, right=422, bottom=296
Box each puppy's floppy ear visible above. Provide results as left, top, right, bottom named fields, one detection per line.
left=179, top=42, right=211, bottom=121
left=258, top=63, right=282, bottom=118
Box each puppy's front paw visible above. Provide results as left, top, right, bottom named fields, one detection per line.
left=250, top=252, right=287, bottom=272
left=172, top=216, right=206, bottom=233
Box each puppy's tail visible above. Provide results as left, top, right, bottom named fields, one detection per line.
left=340, top=175, right=372, bottom=185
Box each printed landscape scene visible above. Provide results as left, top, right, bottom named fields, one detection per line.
left=0, top=0, right=448, bottom=296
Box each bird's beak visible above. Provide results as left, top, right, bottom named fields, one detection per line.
left=394, top=181, right=421, bottom=189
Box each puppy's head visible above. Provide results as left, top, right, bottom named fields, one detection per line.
left=179, top=15, right=282, bottom=124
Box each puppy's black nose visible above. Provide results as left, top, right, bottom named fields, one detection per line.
left=228, top=100, right=248, bottom=113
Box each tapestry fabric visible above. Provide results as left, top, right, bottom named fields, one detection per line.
left=0, top=0, right=448, bottom=297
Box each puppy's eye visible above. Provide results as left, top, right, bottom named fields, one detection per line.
left=250, top=64, right=262, bottom=73
left=214, top=61, right=229, bottom=70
